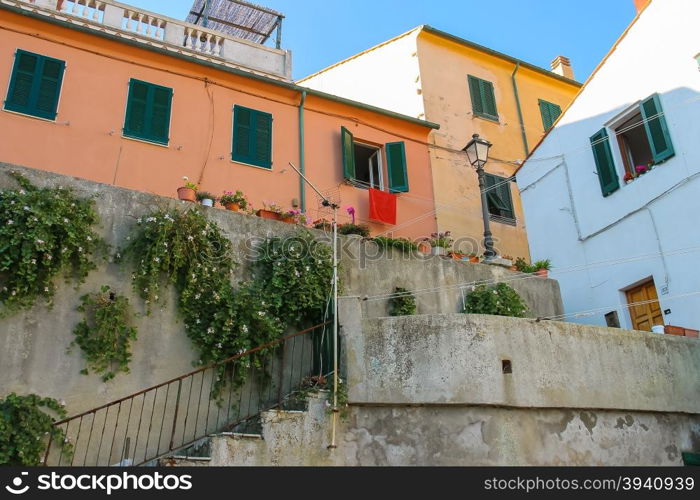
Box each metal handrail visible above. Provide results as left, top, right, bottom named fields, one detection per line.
left=45, top=321, right=331, bottom=466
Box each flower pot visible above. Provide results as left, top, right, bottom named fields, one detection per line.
left=256, top=209, right=281, bottom=220
left=431, top=247, right=447, bottom=256
left=200, top=198, right=214, bottom=207
left=177, top=187, right=196, bottom=203
left=224, top=202, right=240, bottom=212
left=417, top=242, right=431, bottom=254
left=280, top=216, right=296, bottom=224
left=535, top=269, right=548, bottom=278
left=470, top=256, right=480, bottom=264
left=509, top=265, right=517, bottom=271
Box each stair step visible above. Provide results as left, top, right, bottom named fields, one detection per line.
left=169, top=455, right=212, bottom=462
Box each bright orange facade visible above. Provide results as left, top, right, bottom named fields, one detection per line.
left=0, top=7, right=437, bottom=239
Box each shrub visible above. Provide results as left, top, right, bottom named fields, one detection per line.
left=338, top=223, right=370, bottom=237
left=463, top=283, right=528, bottom=318
left=374, top=236, right=418, bottom=254
left=388, top=287, right=417, bottom=316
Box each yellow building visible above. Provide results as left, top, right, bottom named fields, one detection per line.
left=300, top=25, right=581, bottom=260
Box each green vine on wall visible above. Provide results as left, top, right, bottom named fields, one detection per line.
left=389, top=287, right=417, bottom=316
left=0, top=173, right=105, bottom=317
left=463, top=283, right=528, bottom=318
left=71, top=286, right=138, bottom=382
left=0, top=393, right=72, bottom=466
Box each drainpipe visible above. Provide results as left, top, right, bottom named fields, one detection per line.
left=298, top=90, right=307, bottom=212
left=511, top=62, right=529, bottom=156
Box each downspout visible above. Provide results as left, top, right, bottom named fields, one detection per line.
left=511, top=62, right=529, bottom=156
left=298, top=90, right=307, bottom=212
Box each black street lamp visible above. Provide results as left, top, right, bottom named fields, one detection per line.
left=463, top=134, right=496, bottom=261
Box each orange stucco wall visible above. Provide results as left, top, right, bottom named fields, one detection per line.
left=417, top=31, right=580, bottom=260
left=0, top=10, right=436, bottom=239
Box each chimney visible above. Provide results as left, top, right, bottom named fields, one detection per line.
left=633, top=0, right=650, bottom=13
left=551, top=56, right=574, bottom=80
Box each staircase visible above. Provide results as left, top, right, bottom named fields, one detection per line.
left=44, top=322, right=332, bottom=466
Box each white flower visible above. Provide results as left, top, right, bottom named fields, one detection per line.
left=207, top=327, right=214, bottom=334
left=6, top=220, right=13, bottom=225
left=305, top=266, right=310, bottom=271
left=257, top=311, right=265, bottom=317
left=196, top=318, right=201, bottom=324
left=62, top=247, right=68, bottom=253
left=216, top=343, right=222, bottom=349
left=154, top=295, right=159, bottom=301
left=9, top=200, right=14, bottom=205
left=11, top=290, right=16, bottom=296
left=137, top=218, right=142, bottom=224
left=63, top=218, right=69, bottom=223
left=78, top=247, right=83, bottom=253
left=31, top=259, right=36, bottom=265
left=36, top=239, right=45, bottom=245
left=163, top=242, right=168, bottom=247
left=23, top=206, right=30, bottom=211
left=46, top=255, right=52, bottom=260
left=19, top=189, right=25, bottom=195
left=188, top=235, right=194, bottom=241
left=86, top=236, right=92, bottom=241
left=143, top=288, right=149, bottom=293
left=153, top=257, right=160, bottom=263
left=44, top=287, right=49, bottom=292
left=242, top=325, right=248, bottom=333
left=195, top=293, right=201, bottom=299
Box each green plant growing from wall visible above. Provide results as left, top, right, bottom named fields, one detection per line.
left=255, top=230, right=335, bottom=328
left=463, top=283, right=528, bottom=318
left=0, top=393, right=72, bottom=466
left=373, top=236, right=418, bottom=254
left=71, top=286, right=138, bottom=382
left=388, top=287, right=417, bottom=316
left=0, top=173, right=105, bottom=317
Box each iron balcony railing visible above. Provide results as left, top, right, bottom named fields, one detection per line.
left=44, top=322, right=331, bottom=466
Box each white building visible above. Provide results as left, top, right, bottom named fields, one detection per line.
left=516, top=0, right=700, bottom=332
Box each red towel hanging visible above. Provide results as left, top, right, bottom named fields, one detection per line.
left=369, top=188, right=397, bottom=225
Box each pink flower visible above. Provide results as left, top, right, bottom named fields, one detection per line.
left=346, top=206, right=356, bottom=224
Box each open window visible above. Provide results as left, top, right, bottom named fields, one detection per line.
left=341, top=127, right=408, bottom=193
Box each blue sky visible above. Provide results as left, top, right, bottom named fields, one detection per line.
left=130, top=0, right=636, bottom=82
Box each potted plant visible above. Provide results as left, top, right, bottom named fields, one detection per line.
left=338, top=223, right=370, bottom=237
left=313, top=218, right=332, bottom=231
left=196, top=191, right=216, bottom=207
left=623, top=171, right=636, bottom=184
left=514, top=257, right=532, bottom=273
left=280, top=209, right=300, bottom=224
left=417, top=240, right=431, bottom=254
left=428, top=231, right=452, bottom=256
left=468, top=253, right=479, bottom=264
left=256, top=201, right=283, bottom=220
left=533, top=259, right=552, bottom=278
left=177, top=176, right=197, bottom=203
left=219, top=190, right=248, bottom=212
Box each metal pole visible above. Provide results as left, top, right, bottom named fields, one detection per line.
left=477, top=165, right=496, bottom=260
left=329, top=203, right=339, bottom=449
left=275, top=16, right=283, bottom=49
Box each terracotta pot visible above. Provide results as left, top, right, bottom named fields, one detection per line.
left=535, top=269, right=548, bottom=278
left=417, top=242, right=431, bottom=254
left=664, top=325, right=685, bottom=336
left=685, top=328, right=699, bottom=339
left=449, top=252, right=464, bottom=261
left=280, top=216, right=296, bottom=224
left=509, top=265, right=517, bottom=271
left=257, top=209, right=281, bottom=220
left=224, top=202, right=240, bottom=212
left=177, top=187, right=196, bottom=203
left=469, top=256, right=480, bottom=264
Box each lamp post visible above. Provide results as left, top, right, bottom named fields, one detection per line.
left=463, top=134, right=496, bottom=261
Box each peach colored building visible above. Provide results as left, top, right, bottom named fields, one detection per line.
left=0, top=0, right=438, bottom=239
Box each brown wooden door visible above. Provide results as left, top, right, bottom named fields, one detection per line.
left=626, top=280, right=663, bottom=331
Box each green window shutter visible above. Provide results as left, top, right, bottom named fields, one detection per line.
left=539, top=99, right=562, bottom=131
left=468, top=75, right=498, bottom=120
left=484, top=174, right=514, bottom=220
left=341, top=126, right=356, bottom=180
left=5, top=50, right=65, bottom=120
left=386, top=141, right=409, bottom=193
left=639, top=93, right=674, bottom=163
left=123, top=79, right=172, bottom=145
left=590, top=128, right=619, bottom=197
left=253, top=110, right=273, bottom=169
left=150, top=86, right=173, bottom=144
left=232, top=105, right=273, bottom=169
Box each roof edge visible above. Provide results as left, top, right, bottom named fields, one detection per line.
left=1, top=4, right=439, bottom=130
left=420, top=25, right=582, bottom=87
left=515, top=0, right=653, bottom=174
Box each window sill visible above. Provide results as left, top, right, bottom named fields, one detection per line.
left=122, top=134, right=169, bottom=148
left=3, top=107, right=58, bottom=123
left=230, top=159, right=273, bottom=171
left=473, top=113, right=500, bottom=123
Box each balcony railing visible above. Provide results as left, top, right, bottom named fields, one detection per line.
left=9, top=0, right=291, bottom=80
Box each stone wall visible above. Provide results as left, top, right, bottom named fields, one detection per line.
left=0, top=163, right=562, bottom=417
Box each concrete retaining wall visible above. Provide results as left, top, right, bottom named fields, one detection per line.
left=0, top=163, right=562, bottom=417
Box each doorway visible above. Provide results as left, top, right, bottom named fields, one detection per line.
left=625, top=279, right=663, bottom=331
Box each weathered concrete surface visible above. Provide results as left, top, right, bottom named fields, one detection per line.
left=194, top=393, right=700, bottom=466
left=344, top=311, right=700, bottom=414
left=0, top=163, right=562, bottom=416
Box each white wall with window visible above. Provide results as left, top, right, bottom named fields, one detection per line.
left=516, top=0, right=700, bottom=332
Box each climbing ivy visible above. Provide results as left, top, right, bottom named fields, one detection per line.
left=71, top=286, right=138, bottom=382
left=0, top=173, right=105, bottom=317
left=0, top=393, right=72, bottom=466
left=255, top=230, right=335, bottom=328
left=463, top=283, right=528, bottom=318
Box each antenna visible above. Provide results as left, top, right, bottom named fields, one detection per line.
left=286, top=162, right=340, bottom=449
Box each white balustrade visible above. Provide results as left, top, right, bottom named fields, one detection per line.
left=122, top=9, right=166, bottom=40
left=183, top=27, right=224, bottom=58
left=59, top=0, right=104, bottom=23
